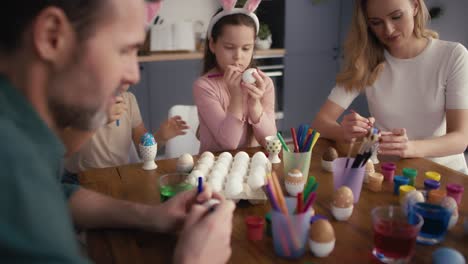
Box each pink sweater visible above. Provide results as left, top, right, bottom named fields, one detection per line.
left=193, top=74, right=277, bottom=153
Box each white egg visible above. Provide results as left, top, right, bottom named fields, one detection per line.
left=186, top=175, right=197, bottom=186
left=208, top=178, right=224, bottom=192
left=225, top=179, right=243, bottom=197
left=231, top=162, right=248, bottom=175
left=441, top=196, right=458, bottom=212
left=189, top=169, right=205, bottom=181
left=213, top=163, right=229, bottom=175
left=228, top=171, right=245, bottom=181
left=242, top=68, right=257, bottom=84
left=176, top=153, right=194, bottom=173
left=252, top=151, right=268, bottom=164
left=217, top=157, right=232, bottom=167
left=195, top=163, right=211, bottom=175
left=234, top=151, right=250, bottom=162
left=198, top=156, right=214, bottom=168
left=247, top=173, right=265, bottom=190
left=200, top=151, right=215, bottom=160
left=219, top=152, right=233, bottom=160
left=249, top=165, right=266, bottom=179
left=209, top=169, right=226, bottom=181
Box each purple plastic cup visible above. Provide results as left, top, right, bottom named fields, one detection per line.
left=424, top=179, right=440, bottom=192
left=332, top=157, right=366, bottom=203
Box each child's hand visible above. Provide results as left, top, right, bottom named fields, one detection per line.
left=107, top=95, right=128, bottom=124
left=155, top=116, right=189, bottom=144
left=243, top=69, right=267, bottom=102
left=224, top=65, right=243, bottom=100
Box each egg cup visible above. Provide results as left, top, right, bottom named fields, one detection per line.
left=139, top=143, right=157, bottom=170
left=309, top=239, right=335, bottom=258
left=265, top=135, right=281, bottom=164
left=331, top=205, right=353, bottom=221
left=321, top=159, right=333, bottom=172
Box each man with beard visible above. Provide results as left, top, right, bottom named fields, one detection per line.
left=0, top=1, right=234, bottom=263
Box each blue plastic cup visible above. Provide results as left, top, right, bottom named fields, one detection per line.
left=270, top=198, right=312, bottom=259
left=412, top=202, right=452, bottom=245
left=393, top=176, right=410, bottom=195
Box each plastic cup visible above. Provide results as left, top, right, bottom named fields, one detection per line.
left=270, top=197, right=312, bottom=259
left=245, top=216, right=265, bottom=241
left=381, top=162, right=397, bottom=181
left=424, top=179, right=440, bottom=192
left=446, top=183, right=464, bottom=206
left=428, top=189, right=446, bottom=204
left=332, top=157, right=366, bottom=203
left=412, top=202, right=452, bottom=245
left=367, top=172, right=384, bottom=192
left=393, top=176, right=410, bottom=195
left=158, top=173, right=193, bottom=202
left=282, top=146, right=312, bottom=180
left=402, top=168, right=418, bottom=186
left=372, top=206, right=423, bottom=263
left=399, top=185, right=416, bottom=205
left=425, top=171, right=441, bottom=182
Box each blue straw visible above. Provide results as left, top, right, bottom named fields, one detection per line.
left=197, top=177, right=203, bottom=194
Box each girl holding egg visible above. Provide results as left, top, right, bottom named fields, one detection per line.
left=193, top=0, right=277, bottom=153
left=311, top=0, right=468, bottom=173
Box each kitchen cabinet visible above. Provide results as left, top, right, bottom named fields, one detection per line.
left=129, top=60, right=202, bottom=134
left=283, top=0, right=369, bottom=134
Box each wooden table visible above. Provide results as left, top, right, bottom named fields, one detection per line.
left=80, top=139, right=468, bottom=263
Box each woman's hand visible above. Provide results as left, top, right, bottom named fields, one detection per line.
left=340, top=110, right=374, bottom=142
left=379, top=128, right=416, bottom=158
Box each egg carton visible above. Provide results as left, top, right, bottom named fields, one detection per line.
left=187, top=151, right=271, bottom=203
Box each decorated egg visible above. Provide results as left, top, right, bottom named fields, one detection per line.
left=309, top=219, right=335, bottom=257
left=332, top=186, right=354, bottom=208
left=284, top=169, right=305, bottom=196
left=242, top=68, right=257, bottom=84
left=176, top=153, right=194, bottom=173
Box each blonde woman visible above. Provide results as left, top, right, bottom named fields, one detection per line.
left=312, top=0, right=468, bottom=173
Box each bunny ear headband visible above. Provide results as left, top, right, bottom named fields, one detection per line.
left=145, top=0, right=163, bottom=30
left=207, top=0, right=262, bottom=39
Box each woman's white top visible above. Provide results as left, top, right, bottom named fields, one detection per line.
left=329, top=38, right=468, bottom=174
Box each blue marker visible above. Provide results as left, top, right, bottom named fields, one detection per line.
left=116, top=119, right=120, bottom=126
left=197, top=177, right=203, bottom=194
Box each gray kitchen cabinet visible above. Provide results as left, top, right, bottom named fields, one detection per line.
left=146, top=60, right=202, bottom=133
left=283, top=0, right=369, bottom=134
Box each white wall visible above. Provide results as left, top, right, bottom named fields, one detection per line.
left=157, top=0, right=220, bottom=35
left=426, top=0, right=468, bottom=46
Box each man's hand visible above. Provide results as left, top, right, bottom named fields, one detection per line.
left=173, top=200, right=235, bottom=264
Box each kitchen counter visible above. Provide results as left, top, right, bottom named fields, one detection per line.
left=138, top=48, right=286, bottom=62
